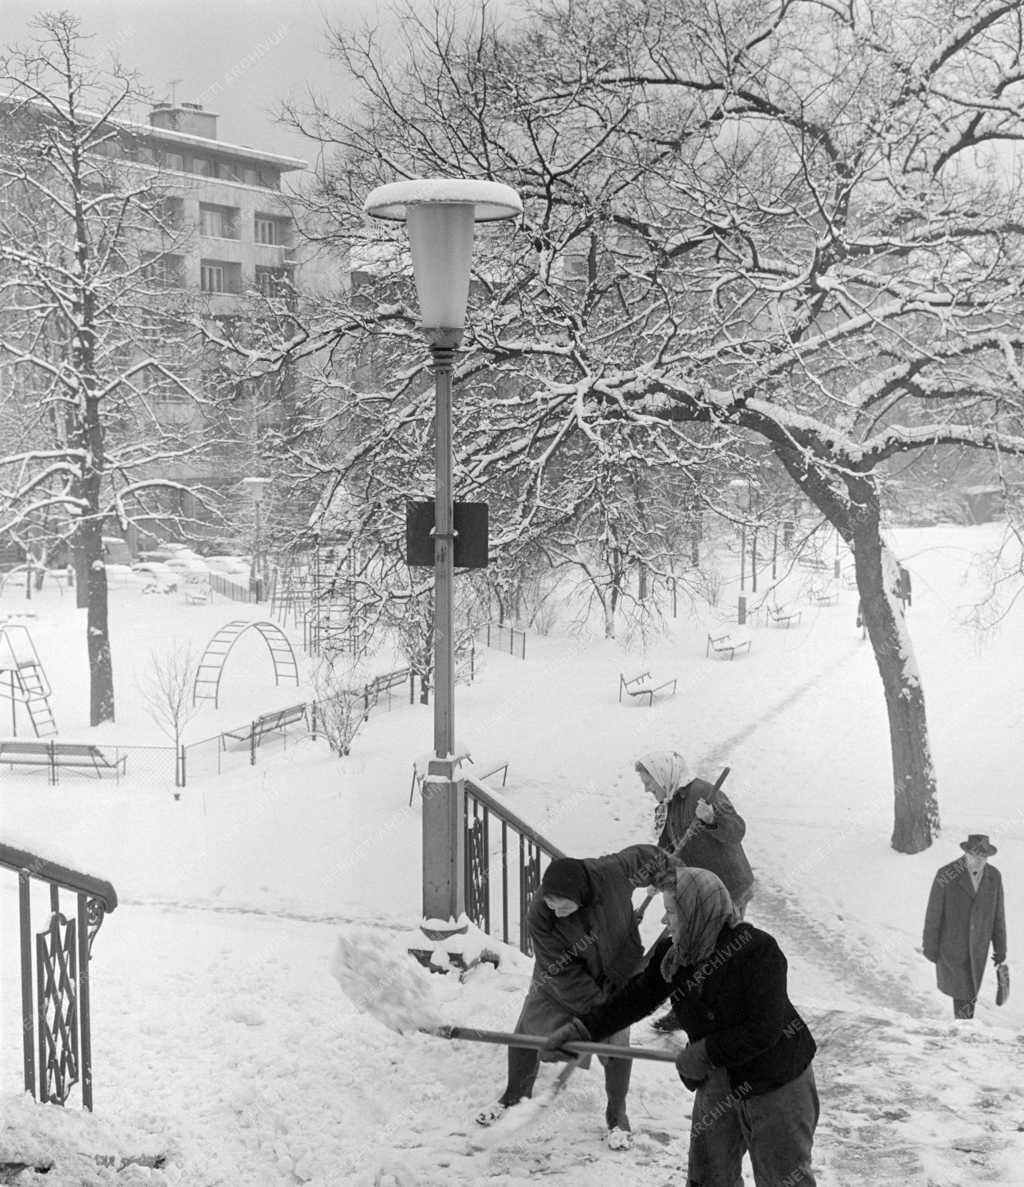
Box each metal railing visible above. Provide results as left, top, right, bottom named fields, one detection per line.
left=0, top=843, right=117, bottom=1111
left=463, top=776, right=564, bottom=955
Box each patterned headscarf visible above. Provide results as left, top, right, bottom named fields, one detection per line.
left=636, top=751, right=692, bottom=839
left=660, top=866, right=738, bottom=980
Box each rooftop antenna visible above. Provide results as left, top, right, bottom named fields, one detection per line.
left=168, top=78, right=183, bottom=105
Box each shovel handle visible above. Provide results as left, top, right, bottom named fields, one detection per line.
left=424, top=1024, right=678, bottom=1064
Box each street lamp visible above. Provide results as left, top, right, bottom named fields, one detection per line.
left=364, top=178, right=521, bottom=926
left=241, top=477, right=271, bottom=601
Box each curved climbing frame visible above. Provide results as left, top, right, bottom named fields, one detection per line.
left=192, top=620, right=300, bottom=708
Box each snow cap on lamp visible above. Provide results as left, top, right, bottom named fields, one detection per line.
left=363, top=178, right=521, bottom=338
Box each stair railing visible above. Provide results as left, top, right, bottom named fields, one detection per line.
left=463, top=777, right=564, bottom=955
left=0, top=842, right=118, bottom=1110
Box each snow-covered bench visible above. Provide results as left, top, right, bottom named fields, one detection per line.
left=619, top=671, right=678, bottom=706
left=766, top=605, right=802, bottom=628
left=409, top=745, right=509, bottom=804
left=706, top=629, right=752, bottom=660
left=0, top=739, right=126, bottom=784
left=808, top=586, right=839, bottom=607
left=221, top=704, right=309, bottom=758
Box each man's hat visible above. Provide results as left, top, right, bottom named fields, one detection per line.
left=960, top=833, right=997, bottom=856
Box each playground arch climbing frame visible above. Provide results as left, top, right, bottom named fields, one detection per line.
left=192, top=620, right=300, bottom=708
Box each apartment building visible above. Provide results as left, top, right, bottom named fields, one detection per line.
left=115, top=100, right=308, bottom=305
left=95, top=101, right=317, bottom=541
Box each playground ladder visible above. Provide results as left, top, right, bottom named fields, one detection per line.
left=0, top=627, right=57, bottom=737
left=20, top=664, right=57, bottom=737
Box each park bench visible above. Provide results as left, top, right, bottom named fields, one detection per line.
left=796, top=554, right=829, bottom=571
left=363, top=669, right=412, bottom=719
left=0, top=739, right=127, bottom=784
left=183, top=576, right=211, bottom=605
left=409, top=745, right=510, bottom=804
left=619, top=671, right=678, bottom=706
left=221, top=704, right=309, bottom=760
left=808, top=587, right=839, bottom=607
left=766, top=605, right=802, bottom=628
left=706, top=630, right=752, bottom=660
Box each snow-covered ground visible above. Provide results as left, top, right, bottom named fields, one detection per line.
left=1, top=523, right=1023, bottom=1185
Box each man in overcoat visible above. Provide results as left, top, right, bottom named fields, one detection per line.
left=922, top=833, right=1007, bottom=1019
left=475, top=843, right=668, bottom=1150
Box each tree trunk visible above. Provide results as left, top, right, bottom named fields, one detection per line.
left=852, top=526, right=940, bottom=852
left=773, top=444, right=940, bottom=852
left=82, top=467, right=114, bottom=725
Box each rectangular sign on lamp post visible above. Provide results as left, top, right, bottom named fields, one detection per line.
left=405, top=501, right=489, bottom=569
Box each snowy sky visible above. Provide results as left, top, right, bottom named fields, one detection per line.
left=1, top=0, right=521, bottom=161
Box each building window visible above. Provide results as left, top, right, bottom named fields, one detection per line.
left=201, top=262, right=224, bottom=293
left=190, top=156, right=211, bottom=176
left=215, top=160, right=242, bottom=182
left=199, top=203, right=239, bottom=239
left=254, top=266, right=293, bottom=300
left=254, top=216, right=279, bottom=245
left=201, top=259, right=241, bottom=295
left=159, top=151, right=184, bottom=171
left=155, top=196, right=184, bottom=229
left=141, top=251, right=184, bottom=288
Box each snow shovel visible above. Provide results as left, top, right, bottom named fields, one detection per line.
left=423, top=1023, right=679, bottom=1063
left=634, top=765, right=731, bottom=924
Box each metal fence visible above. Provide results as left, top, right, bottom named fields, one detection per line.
left=208, top=572, right=256, bottom=603
left=479, top=622, right=527, bottom=660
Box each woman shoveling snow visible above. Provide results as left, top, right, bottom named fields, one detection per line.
left=472, top=844, right=671, bottom=1151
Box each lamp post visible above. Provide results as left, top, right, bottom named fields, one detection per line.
left=241, top=477, right=271, bottom=602
left=364, top=178, right=521, bottom=927
left=728, top=478, right=750, bottom=624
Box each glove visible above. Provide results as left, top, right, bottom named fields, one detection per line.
left=542, top=1018, right=590, bottom=1053
left=695, top=798, right=716, bottom=824
left=675, top=1038, right=713, bottom=1089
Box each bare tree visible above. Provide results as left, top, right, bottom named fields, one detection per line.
left=137, top=641, right=201, bottom=785
left=0, top=14, right=219, bottom=722
left=272, top=0, right=1024, bottom=852
left=311, top=654, right=365, bottom=757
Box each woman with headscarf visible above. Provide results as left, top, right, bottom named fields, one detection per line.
left=475, top=843, right=668, bottom=1150
left=545, top=866, right=819, bottom=1186
left=635, top=750, right=755, bottom=917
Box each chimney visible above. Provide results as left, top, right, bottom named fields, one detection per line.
left=149, top=101, right=218, bottom=140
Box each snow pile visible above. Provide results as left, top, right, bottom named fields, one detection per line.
left=331, top=926, right=445, bottom=1034
left=0, top=1090, right=168, bottom=1185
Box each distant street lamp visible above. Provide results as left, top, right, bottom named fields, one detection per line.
left=728, top=478, right=751, bottom=624
left=363, top=178, right=521, bottom=926
left=241, top=477, right=271, bottom=602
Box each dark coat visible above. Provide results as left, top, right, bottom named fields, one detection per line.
left=578, top=923, right=816, bottom=1098
left=528, top=843, right=667, bottom=1015
left=923, top=859, right=1006, bottom=1000
left=659, top=777, right=755, bottom=902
